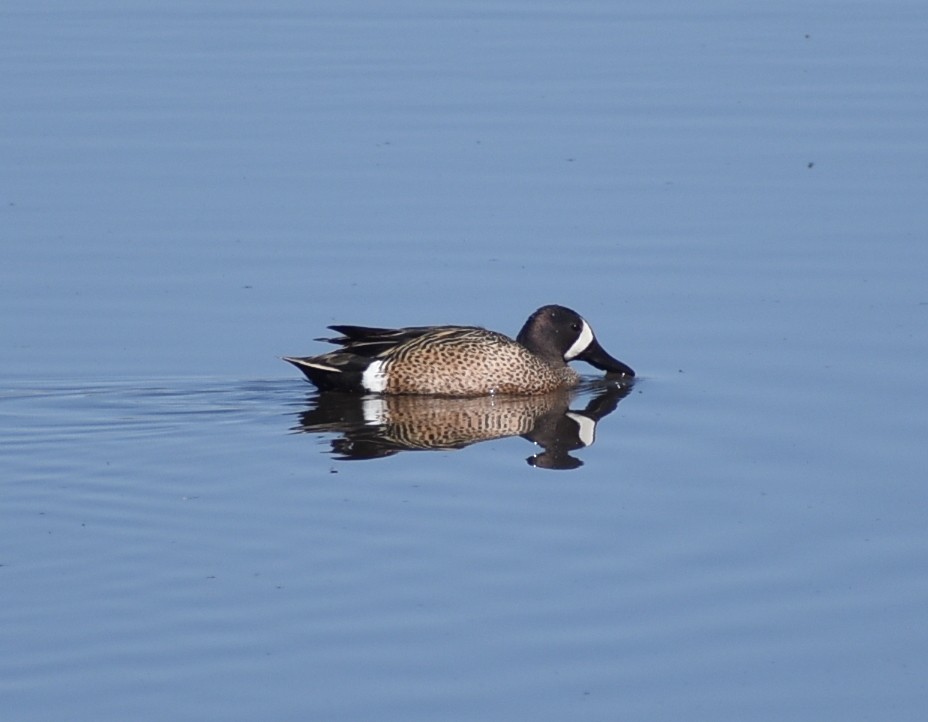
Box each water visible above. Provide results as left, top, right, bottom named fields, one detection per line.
left=2, top=1, right=927, bottom=720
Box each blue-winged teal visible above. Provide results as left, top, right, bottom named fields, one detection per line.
left=283, top=304, right=635, bottom=397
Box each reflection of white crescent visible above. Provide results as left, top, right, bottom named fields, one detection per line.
left=566, top=411, right=596, bottom=447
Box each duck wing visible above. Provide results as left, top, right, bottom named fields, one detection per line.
left=316, top=325, right=438, bottom=358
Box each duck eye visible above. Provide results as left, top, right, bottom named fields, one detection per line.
left=570, top=322, right=580, bottom=331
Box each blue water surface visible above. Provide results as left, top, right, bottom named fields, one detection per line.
left=2, top=1, right=927, bottom=720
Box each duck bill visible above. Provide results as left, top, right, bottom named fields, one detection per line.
left=578, top=339, right=635, bottom=378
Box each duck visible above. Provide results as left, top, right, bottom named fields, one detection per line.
left=283, top=304, right=634, bottom=396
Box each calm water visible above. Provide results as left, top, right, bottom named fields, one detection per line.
left=2, top=1, right=927, bottom=720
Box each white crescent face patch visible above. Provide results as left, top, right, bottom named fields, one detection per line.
left=563, top=319, right=594, bottom=361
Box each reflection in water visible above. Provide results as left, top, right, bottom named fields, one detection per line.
left=292, top=380, right=633, bottom=470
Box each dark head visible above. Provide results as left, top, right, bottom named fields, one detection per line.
left=516, top=305, right=635, bottom=378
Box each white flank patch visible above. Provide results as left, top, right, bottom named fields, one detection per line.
left=563, top=319, right=594, bottom=360
left=361, top=396, right=387, bottom=425
left=566, top=412, right=596, bottom=447
left=361, top=360, right=388, bottom=393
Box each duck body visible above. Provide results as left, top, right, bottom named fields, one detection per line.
left=284, top=305, right=634, bottom=397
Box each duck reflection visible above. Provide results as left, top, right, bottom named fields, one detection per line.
left=292, top=380, right=633, bottom=470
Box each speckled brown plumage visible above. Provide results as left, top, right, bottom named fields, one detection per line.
left=375, top=327, right=579, bottom=395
